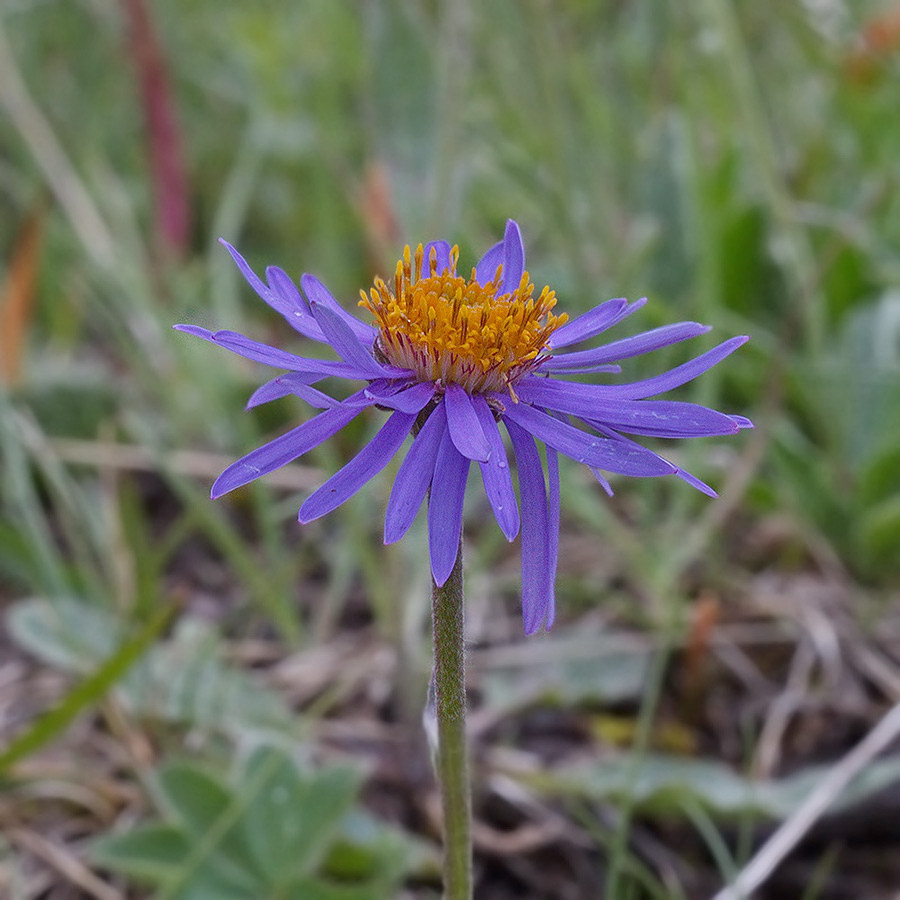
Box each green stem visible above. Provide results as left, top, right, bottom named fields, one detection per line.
left=431, top=544, right=472, bottom=900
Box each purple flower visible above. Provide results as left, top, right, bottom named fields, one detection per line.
left=175, top=220, right=750, bottom=633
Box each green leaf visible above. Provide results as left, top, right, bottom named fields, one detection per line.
left=153, top=762, right=261, bottom=881
left=6, top=600, right=296, bottom=739
left=481, top=632, right=652, bottom=712
left=279, top=877, right=385, bottom=900
left=0, top=602, right=172, bottom=772
left=6, top=595, right=121, bottom=672
left=240, top=747, right=362, bottom=883
left=324, top=810, right=437, bottom=884
left=129, top=619, right=296, bottom=737
left=155, top=763, right=234, bottom=833
left=92, top=824, right=190, bottom=883
left=858, top=443, right=900, bottom=509
left=237, top=746, right=308, bottom=884
left=94, top=744, right=424, bottom=899
left=522, top=752, right=900, bottom=822
left=93, top=823, right=254, bottom=899
left=856, top=495, right=900, bottom=575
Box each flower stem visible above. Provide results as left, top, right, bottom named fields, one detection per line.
left=431, top=544, right=472, bottom=900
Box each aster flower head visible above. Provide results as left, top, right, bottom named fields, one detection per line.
left=175, top=220, right=751, bottom=634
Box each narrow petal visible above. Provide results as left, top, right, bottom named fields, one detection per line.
left=264, top=265, right=304, bottom=309
left=474, top=240, right=503, bottom=285
left=246, top=373, right=338, bottom=410
left=211, top=391, right=369, bottom=498
left=309, top=302, right=386, bottom=377
left=173, top=325, right=376, bottom=379
left=219, top=239, right=275, bottom=306
left=536, top=364, right=623, bottom=376
left=675, top=468, right=718, bottom=498
left=422, top=240, right=453, bottom=276
left=500, top=219, right=525, bottom=295
left=501, top=402, right=675, bottom=475
left=591, top=469, right=615, bottom=496
left=298, top=411, right=416, bottom=522
left=559, top=336, right=750, bottom=400
left=548, top=298, right=646, bottom=349
left=263, top=265, right=328, bottom=340
left=541, top=322, right=712, bottom=371
left=246, top=377, right=299, bottom=409
left=428, top=426, right=470, bottom=586
left=384, top=404, right=447, bottom=543
left=219, top=240, right=325, bottom=340
left=545, top=445, right=560, bottom=631
left=472, top=396, right=519, bottom=540
left=445, top=384, right=490, bottom=461
left=590, top=404, right=739, bottom=438
left=730, top=415, right=754, bottom=430
left=517, top=380, right=741, bottom=437
left=591, top=420, right=718, bottom=498
left=365, top=380, right=435, bottom=413
left=506, top=421, right=552, bottom=635
left=300, top=273, right=375, bottom=343
left=518, top=378, right=738, bottom=437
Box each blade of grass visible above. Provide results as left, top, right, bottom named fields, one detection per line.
left=0, top=602, right=174, bottom=773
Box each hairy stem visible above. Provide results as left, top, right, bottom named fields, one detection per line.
left=431, top=544, right=472, bottom=900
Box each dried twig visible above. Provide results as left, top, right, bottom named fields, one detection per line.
left=50, top=437, right=323, bottom=490
left=713, top=701, right=900, bottom=900
left=7, top=828, right=121, bottom=900
left=753, top=639, right=816, bottom=778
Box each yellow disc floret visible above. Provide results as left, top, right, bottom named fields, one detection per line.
left=359, top=244, right=567, bottom=396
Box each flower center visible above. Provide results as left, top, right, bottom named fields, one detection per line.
left=359, top=244, right=567, bottom=395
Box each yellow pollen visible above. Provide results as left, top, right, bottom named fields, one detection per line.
left=359, top=244, right=568, bottom=395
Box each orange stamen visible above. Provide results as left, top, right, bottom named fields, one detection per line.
left=359, top=244, right=567, bottom=395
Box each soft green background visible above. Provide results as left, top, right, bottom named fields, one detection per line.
left=2, top=2, right=899, bottom=898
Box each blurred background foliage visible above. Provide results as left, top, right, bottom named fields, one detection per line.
left=1, top=1, right=900, bottom=898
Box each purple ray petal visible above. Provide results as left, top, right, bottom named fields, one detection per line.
left=545, top=444, right=559, bottom=631
left=384, top=404, right=447, bottom=544
left=730, top=415, right=754, bottom=430
left=173, top=325, right=377, bottom=379
left=219, top=240, right=325, bottom=340
left=536, top=363, right=624, bottom=376
left=365, top=380, right=435, bottom=412
left=308, top=302, right=386, bottom=377
left=500, top=219, right=525, bottom=295
left=300, top=273, right=375, bottom=343
left=428, top=426, right=470, bottom=586
left=591, top=421, right=718, bottom=498
left=219, top=239, right=274, bottom=305
left=445, top=384, right=490, bottom=462
left=558, top=336, right=750, bottom=400
left=474, top=239, right=504, bottom=286
left=472, top=396, right=519, bottom=540
left=263, top=264, right=327, bottom=340
left=211, top=391, right=370, bottom=498
left=596, top=406, right=738, bottom=438
left=246, top=373, right=338, bottom=410
left=506, top=421, right=552, bottom=635
left=517, top=380, right=740, bottom=437
left=548, top=298, right=646, bottom=349
left=298, top=411, right=417, bottom=522
left=541, top=322, right=712, bottom=371
left=501, top=402, right=675, bottom=475
left=591, top=469, right=615, bottom=496
left=675, top=467, right=718, bottom=498
left=422, top=240, right=453, bottom=276
left=264, top=265, right=304, bottom=308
